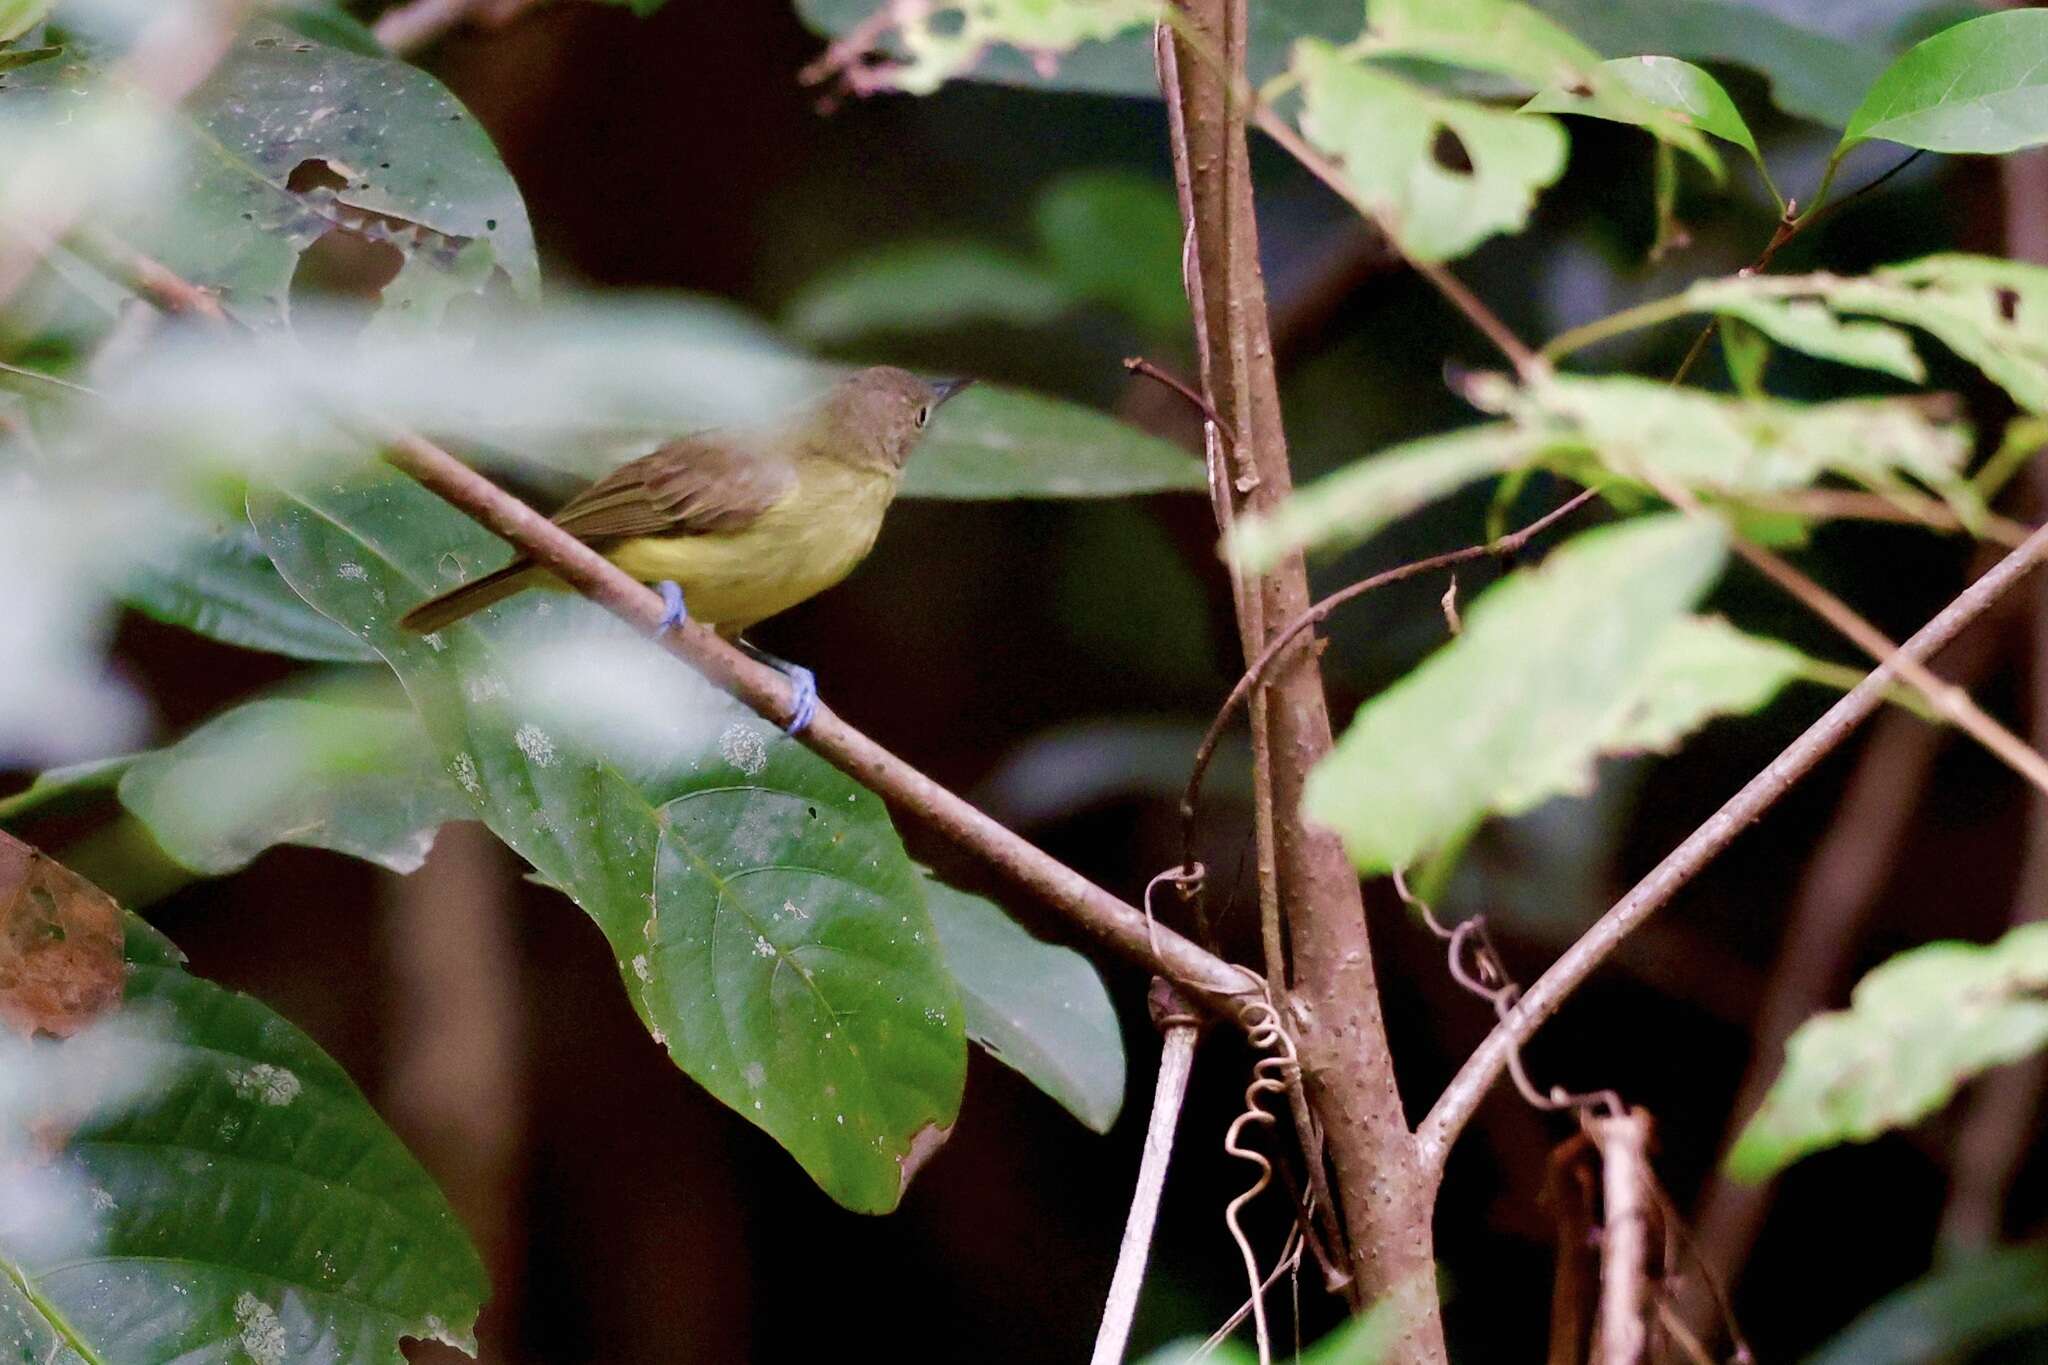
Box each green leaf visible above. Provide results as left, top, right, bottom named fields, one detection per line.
left=1, top=17, right=538, bottom=324
left=2, top=915, right=486, bottom=1362
left=1534, top=0, right=1887, bottom=128
left=0, top=0, right=48, bottom=45
left=1526, top=55, right=1765, bottom=184
left=1368, top=0, right=1718, bottom=175
left=923, top=874, right=1124, bottom=1133
left=120, top=507, right=380, bottom=662
left=1842, top=10, right=2048, bottom=155
left=1032, top=170, right=1189, bottom=339
left=1683, top=279, right=1926, bottom=381
left=902, top=383, right=1206, bottom=499
left=1728, top=921, right=2048, bottom=1182
left=1141, top=1295, right=1402, bottom=1364
left=0, top=754, right=138, bottom=824
left=250, top=469, right=966, bottom=1212
left=1294, top=38, right=1569, bottom=263
left=1598, top=615, right=1856, bottom=757
left=1305, top=515, right=1732, bottom=873
left=785, top=242, right=1071, bottom=344
left=1230, top=423, right=1537, bottom=570
left=1720, top=316, right=1772, bottom=398
left=1805, top=1247, right=2048, bottom=1365
left=798, top=0, right=1158, bottom=94
left=117, top=690, right=467, bottom=876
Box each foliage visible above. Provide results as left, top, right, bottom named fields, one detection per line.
left=1803, top=1247, right=2048, bottom=1365
left=1840, top=10, right=2048, bottom=157
left=1729, top=923, right=2048, bottom=1182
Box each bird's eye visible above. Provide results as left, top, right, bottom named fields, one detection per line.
left=915, top=404, right=931, bottom=428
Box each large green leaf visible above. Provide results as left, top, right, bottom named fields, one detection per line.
left=1804, top=1247, right=2048, bottom=1365
left=1307, top=515, right=1741, bottom=873
left=1526, top=55, right=1766, bottom=185
left=118, top=690, right=467, bottom=876
left=1842, top=10, right=2048, bottom=155
left=120, top=507, right=379, bottom=662
left=0, top=0, right=49, bottom=44
left=923, top=875, right=1124, bottom=1134
left=902, top=384, right=1204, bottom=499
left=251, top=469, right=966, bottom=1211
left=0, top=16, right=538, bottom=324
left=1293, top=39, right=1569, bottom=263
left=1728, top=922, right=2048, bottom=1182
left=1, top=915, right=486, bottom=1362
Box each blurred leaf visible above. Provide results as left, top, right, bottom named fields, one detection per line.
left=1804, top=1247, right=2048, bottom=1365
left=1682, top=280, right=1927, bottom=381
left=1721, top=316, right=1772, bottom=398
left=1526, top=55, right=1765, bottom=184
left=0, top=754, right=137, bottom=825
left=1599, top=615, right=1857, bottom=755
left=787, top=170, right=1185, bottom=344
left=1295, top=40, right=1568, bottom=263
left=1305, top=515, right=1733, bottom=874
left=2, top=16, right=538, bottom=324
left=0, top=829, right=124, bottom=1038
left=903, top=383, right=1205, bottom=498
left=2, top=911, right=488, bottom=1361
left=600, top=0, right=674, bottom=13
left=1841, top=10, right=2048, bottom=155
left=1230, top=423, right=1535, bottom=570
left=1472, top=374, right=1977, bottom=510
left=1729, top=921, right=2048, bottom=1181
left=794, top=0, right=1163, bottom=94
left=786, top=242, right=1071, bottom=343
left=251, top=469, right=966, bottom=1212
left=923, top=874, right=1125, bottom=1133
left=0, top=0, right=47, bottom=44
left=1032, top=170, right=1189, bottom=338
left=118, top=690, right=467, bottom=876
left=120, top=507, right=380, bottom=662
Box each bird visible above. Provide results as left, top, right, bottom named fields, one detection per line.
left=400, top=366, right=973, bottom=733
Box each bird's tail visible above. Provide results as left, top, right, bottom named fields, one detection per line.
left=400, top=561, right=540, bottom=634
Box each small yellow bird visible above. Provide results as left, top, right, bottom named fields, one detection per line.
left=400, top=366, right=972, bottom=731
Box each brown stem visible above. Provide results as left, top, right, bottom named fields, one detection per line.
left=1593, top=1110, right=1655, bottom=1365
left=1418, top=512, right=2048, bottom=1178
left=1161, top=5, right=1441, bottom=1352
left=379, top=432, right=1262, bottom=1012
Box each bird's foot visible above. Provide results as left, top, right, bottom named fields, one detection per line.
left=655, top=581, right=689, bottom=636
left=737, top=640, right=819, bottom=735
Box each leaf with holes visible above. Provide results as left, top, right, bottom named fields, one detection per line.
left=118, top=689, right=467, bottom=876
left=1294, top=39, right=1569, bottom=263
left=1366, top=0, right=1717, bottom=174
left=1728, top=922, right=2048, bottom=1181
left=1842, top=10, right=2048, bottom=155
left=1526, top=55, right=1766, bottom=185
left=1306, top=515, right=1739, bottom=873
left=0, top=911, right=487, bottom=1362
left=924, top=874, right=1124, bottom=1133
left=250, top=468, right=965, bottom=1212
left=1681, top=278, right=1925, bottom=381
left=0, top=16, right=537, bottom=324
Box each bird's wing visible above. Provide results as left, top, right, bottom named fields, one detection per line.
left=549, top=435, right=796, bottom=541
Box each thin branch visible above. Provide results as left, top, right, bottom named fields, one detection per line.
left=1418, top=511, right=2048, bottom=1179
left=1593, top=1110, right=1654, bottom=1365
left=1093, top=981, right=1204, bottom=1365
left=1181, top=486, right=1601, bottom=871
left=1652, top=473, right=2048, bottom=797
left=379, top=433, right=1263, bottom=1011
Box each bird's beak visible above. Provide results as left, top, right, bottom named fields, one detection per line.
left=929, top=377, right=976, bottom=407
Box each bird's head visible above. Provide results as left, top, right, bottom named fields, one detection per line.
left=819, top=366, right=973, bottom=471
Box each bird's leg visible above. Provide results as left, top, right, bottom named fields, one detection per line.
left=654, top=581, right=689, bottom=636
left=736, top=639, right=819, bottom=736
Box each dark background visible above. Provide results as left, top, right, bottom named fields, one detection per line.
left=25, top=2, right=2048, bottom=1359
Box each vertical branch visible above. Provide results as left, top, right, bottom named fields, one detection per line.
left=1159, top=5, right=1443, bottom=1355
left=1593, top=1111, right=1654, bottom=1365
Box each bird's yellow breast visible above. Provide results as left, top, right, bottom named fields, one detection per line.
left=603, top=457, right=897, bottom=633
